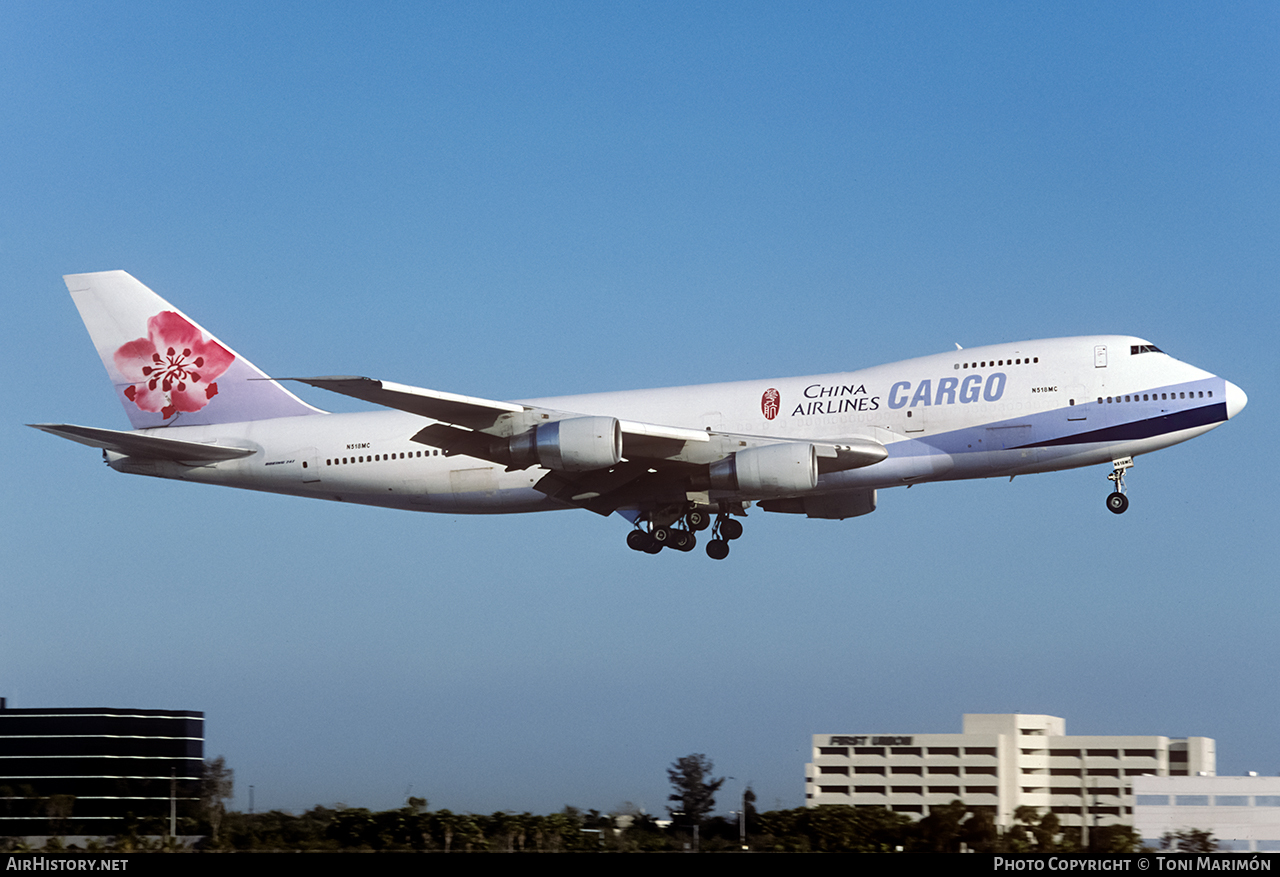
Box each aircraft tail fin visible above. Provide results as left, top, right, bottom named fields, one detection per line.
left=64, top=271, right=323, bottom=428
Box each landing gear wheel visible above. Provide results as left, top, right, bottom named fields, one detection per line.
left=720, top=518, right=743, bottom=540
left=706, top=539, right=730, bottom=560
left=687, top=509, right=710, bottom=531
left=671, top=530, right=696, bottom=552
left=627, top=530, right=654, bottom=552
left=644, top=540, right=663, bottom=554
left=1105, top=457, right=1132, bottom=516
left=651, top=526, right=672, bottom=547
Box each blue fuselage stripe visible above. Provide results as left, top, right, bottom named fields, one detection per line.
left=1014, top=402, right=1227, bottom=450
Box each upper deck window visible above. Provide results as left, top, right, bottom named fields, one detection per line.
left=1130, top=344, right=1163, bottom=355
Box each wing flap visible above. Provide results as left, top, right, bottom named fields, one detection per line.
left=29, top=423, right=256, bottom=462
left=409, top=423, right=497, bottom=460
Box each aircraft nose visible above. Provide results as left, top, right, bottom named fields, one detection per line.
left=1225, top=381, right=1248, bottom=419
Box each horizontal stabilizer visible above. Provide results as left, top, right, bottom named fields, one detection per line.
left=29, top=423, right=256, bottom=463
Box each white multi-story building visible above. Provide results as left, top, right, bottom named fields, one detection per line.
left=1133, top=776, right=1280, bottom=852
left=807, top=713, right=1214, bottom=830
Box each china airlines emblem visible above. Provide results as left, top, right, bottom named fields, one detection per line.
left=761, top=387, right=781, bottom=420
left=113, top=311, right=235, bottom=420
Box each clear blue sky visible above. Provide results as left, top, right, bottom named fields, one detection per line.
left=3, top=2, right=1276, bottom=816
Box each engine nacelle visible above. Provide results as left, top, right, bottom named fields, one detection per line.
left=507, top=416, right=622, bottom=472
left=709, top=442, right=818, bottom=495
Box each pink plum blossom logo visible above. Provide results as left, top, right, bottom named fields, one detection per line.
left=761, top=387, right=780, bottom=420
left=113, top=311, right=234, bottom=420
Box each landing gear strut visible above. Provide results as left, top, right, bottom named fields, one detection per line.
left=1106, top=456, right=1132, bottom=515
left=704, top=512, right=744, bottom=560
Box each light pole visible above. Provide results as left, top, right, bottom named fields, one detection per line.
left=726, top=776, right=749, bottom=851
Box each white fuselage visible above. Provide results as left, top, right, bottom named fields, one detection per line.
left=104, top=335, right=1244, bottom=518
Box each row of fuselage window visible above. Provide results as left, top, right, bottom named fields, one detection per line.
left=956, top=356, right=1039, bottom=369
left=326, top=450, right=446, bottom=466
left=1098, top=390, right=1211, bottom=404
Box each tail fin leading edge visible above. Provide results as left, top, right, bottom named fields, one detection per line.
left=65, top=271, right=323, bottom=428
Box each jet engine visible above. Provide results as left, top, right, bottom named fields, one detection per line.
left=709, top=442, right=818, bottom=495
left=506, top=416, right=622, bottom=472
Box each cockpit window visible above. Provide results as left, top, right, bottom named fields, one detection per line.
left=1130, top=344, right=1163, bottom=355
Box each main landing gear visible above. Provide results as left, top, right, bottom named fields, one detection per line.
left=1106, top=456, right=1133, bottom=515
left=703, top=514, right=743, bottom=560
left=626, top=525, right=695, bottom=553
left=626, top=505, right=744, bottom=560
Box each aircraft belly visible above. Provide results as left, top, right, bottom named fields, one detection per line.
left=392, top=465, right=561, bottom=514
left=404, top=484, right=562, bottom=514
left=825, top=442, right=955, bottom=489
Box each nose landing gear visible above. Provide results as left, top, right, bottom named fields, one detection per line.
left=1106, top=456, right=1132, bottom=514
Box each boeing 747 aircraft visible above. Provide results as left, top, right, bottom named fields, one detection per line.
left=33, top=271, right=1247, bottom=559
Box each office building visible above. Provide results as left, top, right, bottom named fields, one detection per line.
left=1134, top=775, right=1280, bottom=853
left=807, top=713, right=1214, bottom=830
left=0, top=698, right=204, bottom=836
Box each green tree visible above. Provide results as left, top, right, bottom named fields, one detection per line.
left=200, top=756, right=234, bottom=845
left=813, top=805, right=909, bottom=852
left=1010, top=805, right=1060, bottom=852
left=485, top=811, right=522, bottom=852
left=617, top=811, right=674, bottom=852
left=430, top=809, right=484, bottom=852
left=667, top=753, right=725, bottom=829
left=1162, top=828, right=1218, bottom=853
left=749, top=805, right=911, bottom=852
left=326, top=807, right=378, bottom=848
left=45, top=795, right=75, bottom=839
left=1036, top=810, right=1061, bottom=851
left=546, top=808, right=589, bottom=851
left=1003, top=821, right=1033, bottom=854
left=917, top=799, right=968, bottom=852
left=960, top=807, right=999, bottom=852
left=1092, top=824, right=1142, bottom=853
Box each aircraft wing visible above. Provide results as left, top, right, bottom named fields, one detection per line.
left=28, top=423, right=256, bottom=463
left=285, top=376, right=527, bottom=431
left=292, top=375, right=886, bottom=514
left=289, top=376, right=715, bottom=448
